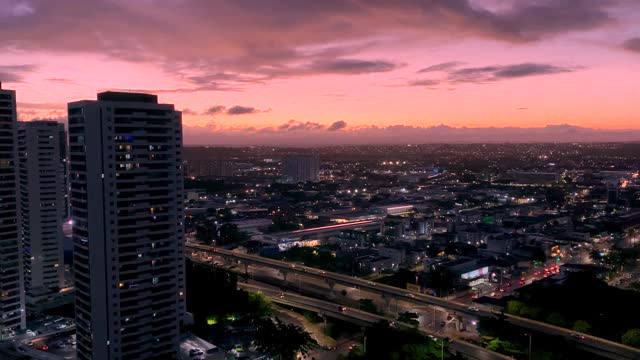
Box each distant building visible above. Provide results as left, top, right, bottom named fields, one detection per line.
left=68, top=91, right=187, bottom=359
left=187, top=159, right=235, bottom=177
left=375, top=204, right=414, bottom=216
left=18, top=121, right=66, bottom=305
left=0, top=83, right=26, bottom=332
left=607, top=182, right=620, bottom=204
left=282, top=154, right=319, bottom=182
left=499, top=171, right=560, bottom=185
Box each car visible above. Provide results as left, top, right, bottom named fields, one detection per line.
left=41, top=344, right=49, bottom=351
left=439, top=321, right=446, bottom=327
left=339, top=306, right=347, bottom=312
left=570, top=333, right=585, bottom=340
left=278, top=292, right=285, bottom=299
left=189, top=348, right=204, bottom=357
left=467, top=306, right=479, bottom=312
left=427, top=335, right=438, bottom=341
left=26, top=330, right=37, bottom=337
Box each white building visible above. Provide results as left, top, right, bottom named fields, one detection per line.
left=68, top=91, right=186, bottom=359
left=18, top=121, right=66, bottom=304
left=0, top=83, right=26, bottom=333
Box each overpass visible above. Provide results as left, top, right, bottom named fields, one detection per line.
left=240, top=282, right=511, bottom=360
left=261, top=219, right=382, bottom=244
left=187, top=242, right=640, bottom=360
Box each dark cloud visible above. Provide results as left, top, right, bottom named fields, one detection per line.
left=448, top=63, right=577, bottom=83
left=307, top=59, right=398, bottom=75
left=277, top=120, right=326, bottom=131
left=45, top=78, right=74, bottom=84
left=226, top=105, right=260, bottom=115
left=417, top=61, right=465, bottom=73
left=327, top=120, right=347, bottom=131
left=410, top=62, right=579, bottom=87
left=408, top=79, right=441, bottom=87
left=203, top=105, right=226, bottom=115
left=0, top=0, right=626, bottom=91
left=0, top=64, right=37, bottom=83
left=201, top=104, right=268, bottom=116
left=181, top=108, right=198, bottom=115
left=622, top=37, right=640, bottom=53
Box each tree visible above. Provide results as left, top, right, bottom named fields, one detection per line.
left=397, top=312, right=420, bottom=326
left=195, top=222, right=216, bottom=244
left=572, top=320, right=591, bottom=334
left=589, top=250, right=602, bottom=263
left=359, top=298, right=379, bottom=314
left=505, top=300, right=525, bottom=316
left=622, top=328, right=640, bottom=348
left=546, top=313, right=567, bottom=327
left=486, top=338, right=525, bottom=357
left=253, top=317, right=317, bottom=360
left=247, top=292, right=272, bottom=318
left=545, top=187, right=566, bottom=208
left=352, top=321, right=446, bottom=360
left=218, top=223, right=248, bottom=245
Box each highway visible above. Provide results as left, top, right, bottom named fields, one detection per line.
left=187, top=242, right=640, bottom=360
left=240, top=282, right=511, bottom=360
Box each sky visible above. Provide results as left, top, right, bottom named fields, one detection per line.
left=1, top=0, right=639, bottom=145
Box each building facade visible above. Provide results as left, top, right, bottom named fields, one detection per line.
left=282, top=154, right=319, bottom=183
left=0, top=84, right=26, bottom=333
left=68, top=92, right=186, bottom=359
left=18, top=121, right=66, bottom=304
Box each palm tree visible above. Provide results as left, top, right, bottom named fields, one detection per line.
left=253, top=317, right=318, bottom=360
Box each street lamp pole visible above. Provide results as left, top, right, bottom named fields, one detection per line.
left=441, top=337, right=444, bottom=360
left=433, top=307, right=437, bottom=331
left=527, top=333, right=532, bottom=360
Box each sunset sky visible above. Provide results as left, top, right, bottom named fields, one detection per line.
left=1, top=0, right=639, bottom=144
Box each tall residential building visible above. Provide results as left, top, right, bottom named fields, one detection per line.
left=282, top=154, right=320, bottom=183
left=0, top=83, right=26, bottom=333
left=58, top=123, right=70, bottom=218
left=68, top=92, right=186, bottom=359
left=18, top=121, right=65, bottom=305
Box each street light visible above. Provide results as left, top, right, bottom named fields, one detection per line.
left=525, top=333, right=532, bottom=360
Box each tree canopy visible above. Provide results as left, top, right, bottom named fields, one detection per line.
left=253, top=317, right=317, bottom=360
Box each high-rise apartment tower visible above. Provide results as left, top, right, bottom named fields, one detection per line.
left=0, top=83, right=26, bottom=334
left=68, top=91, right=186, bottom=359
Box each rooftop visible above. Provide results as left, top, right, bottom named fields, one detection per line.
left=97, top=91, right=158, bottom=103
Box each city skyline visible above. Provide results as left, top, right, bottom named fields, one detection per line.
left=1, top=0, right=639, bottom=145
